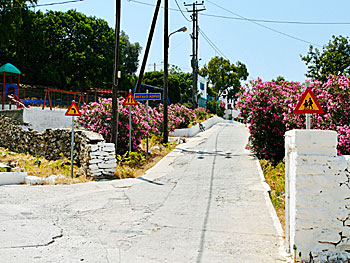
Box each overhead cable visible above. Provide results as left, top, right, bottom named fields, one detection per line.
left=174, top=0, right=191, bottom=22
left=128, top=0, right=350, bottom=26
left=199, top=27, right=228, bottom=60
left=206, top=0, right=321, bottom=47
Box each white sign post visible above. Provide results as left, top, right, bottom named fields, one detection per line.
left=122, top=90, right=137, bottom=153
left=70, top=116, right=75, bottom=178
left=305, top=81, right=311, bottom=130
left=65, top=100, right=81, bottom=179
left=146, top=89, right=149, bottom=153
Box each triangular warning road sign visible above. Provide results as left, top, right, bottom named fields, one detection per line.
left=65, top=101, right=81, bottom=116
left=294, top=87, right=324, bottom=114
left=123, top=93, right=138, bottom=106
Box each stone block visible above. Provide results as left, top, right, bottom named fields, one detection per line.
left=82, top=131, right=104, bottom=142
left=103, top=155, right=116, bottom=161
left=89, top=158, right=102, bottom=164
left=90, top=151, right=108, bottom=157
left=44, top=174, right=66, bottom=184
left=88, top=144, right=98, bottom=152
left=101, top=143, right=115, bottom=152
left=0, top=172, right=27, bottom=185
left=98, top=162, right=116, bottom=169
left=89, top=164, right=98, bottom=170
left=25, top=176, right=43, bottom=185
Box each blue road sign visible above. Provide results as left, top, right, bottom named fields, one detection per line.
left=134, top=93, right=161, bottom=101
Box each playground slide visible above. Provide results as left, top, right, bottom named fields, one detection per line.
left=7, top=94, right=30, bottom=109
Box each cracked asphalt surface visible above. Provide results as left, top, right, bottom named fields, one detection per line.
left=0, top=122, right=285, bottom=262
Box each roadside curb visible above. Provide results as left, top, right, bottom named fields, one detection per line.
left=255, top=158, right=292, bottom=262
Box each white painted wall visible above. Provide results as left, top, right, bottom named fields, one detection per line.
left=170, top=116, right=226, bottom=137
left=23, top=107, right=72, bottom=132
left=285, top=129, right=350, bottom=262
left=0, top=172, right=27, bottom=185
left=197, top=75, right=208, bottom=100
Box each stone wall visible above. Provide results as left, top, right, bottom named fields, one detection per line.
left=285, top=129, right=350, bottom=262
left=0, top=115, right=116, bottom=179
left=0, top=109, right=23, bottom=122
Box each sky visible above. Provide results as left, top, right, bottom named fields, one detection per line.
left=36, top=0, right=350, bottom=82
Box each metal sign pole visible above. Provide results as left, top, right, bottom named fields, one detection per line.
left=146, top=89, right=149, bottom=153
left=306, top=114, right=311, bottom=130
left=70, top=116, right=75, bottom=179
left=129, top=89, right=132, bottom=152
left=305, top=81, right=311, bottom=130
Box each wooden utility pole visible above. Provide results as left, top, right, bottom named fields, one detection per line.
left=135, top=0, right=162, bottom=92
left=184, top=1, right=205, bottom=109
left=111, top=0, right=121, bottom=153
left=163, top=0, right=169, bottom=143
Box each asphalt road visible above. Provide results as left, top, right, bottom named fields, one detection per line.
left=0, top=122, right=286, bottom=263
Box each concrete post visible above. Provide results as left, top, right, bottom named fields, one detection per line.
left=285, top=129, right=350, bottom=262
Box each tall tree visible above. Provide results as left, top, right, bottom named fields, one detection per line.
left=0, top=0, right=37, bottom=47
left=142, top=67, right=192, bottom=104
left=301, top=35, right=350, bottom=82
left=200, top=56, right=248, bottom=104
left=0, top=9, right=141, bottom=91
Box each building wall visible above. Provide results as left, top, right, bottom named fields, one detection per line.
left=197, top=75, right=208, bottom=101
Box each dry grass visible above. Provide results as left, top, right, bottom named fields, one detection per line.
left=0, top=147, right=91, bottom=184
left=115, top=137, right=178, bottom=179
left=0, top=136, right=179, bottom=184
left=259, top=159, right=286, bottom=232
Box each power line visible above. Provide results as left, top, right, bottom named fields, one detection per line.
left=174, top=0, right=191, bottom=22
left=34, top=0, right=84, bottom=7
left=206, top=0, right=321, bottom=47
left=8, top=0, right=84, bottom=9
left=199, top=27, right=228, bottom=59
left=128, top=0, right=350, bottom=25
left=201, top=13, right=350, bottom=25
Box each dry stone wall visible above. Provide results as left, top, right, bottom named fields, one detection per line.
left=0, top=115, right=116, bottom=179
left=285, top=129, right=350, bottom=262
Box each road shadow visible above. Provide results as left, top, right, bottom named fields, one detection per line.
left=196, top=127, right=221, bottom=263
left=136, top=177, right=164, bottom=186
left=175, top=147, right=250, bottom=160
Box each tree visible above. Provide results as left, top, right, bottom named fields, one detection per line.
left=0, top=0, right=37, bottom=47
left=199, top=56, right=248, bottom=104
left=0, top=9, right=141, bottom=91
left=301, top=35, right=350, bottom=82
left=142, top=67, right=191, bottom=104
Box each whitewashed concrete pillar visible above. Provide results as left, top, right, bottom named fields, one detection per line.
left=285, top=129, right=350, bottom=262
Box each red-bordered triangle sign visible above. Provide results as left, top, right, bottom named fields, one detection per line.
left=294, top=87, right=324, bottom=114
left=65, top=101, right=81, bottom=116
left=123, top=93, right=138, bottom=106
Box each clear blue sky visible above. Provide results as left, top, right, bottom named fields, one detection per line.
left=37, top=0, right=350, bottom=82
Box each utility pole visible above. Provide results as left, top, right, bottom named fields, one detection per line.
left=111, top=0, right=121, bottom=153
left=163, top=0, right=169, bottom=143
left=184, top=1, right=205, bottom=109
left=135, top=0, right=162, bottom=92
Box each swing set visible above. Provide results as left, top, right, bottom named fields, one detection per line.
left=42, top=88, right=127, bottom=110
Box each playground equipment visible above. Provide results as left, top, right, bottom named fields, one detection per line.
left=42, top=88, right=127, bottom=110
left=0, top=63, right=26, bottom=110
left=8, top=94, right=29, bottom=109
left=85, top=88, right=127, bottom=103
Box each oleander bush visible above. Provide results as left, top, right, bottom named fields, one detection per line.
left=237, top=75, right=350, bottom=161
left=77, top=98, right=202, bottom=154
